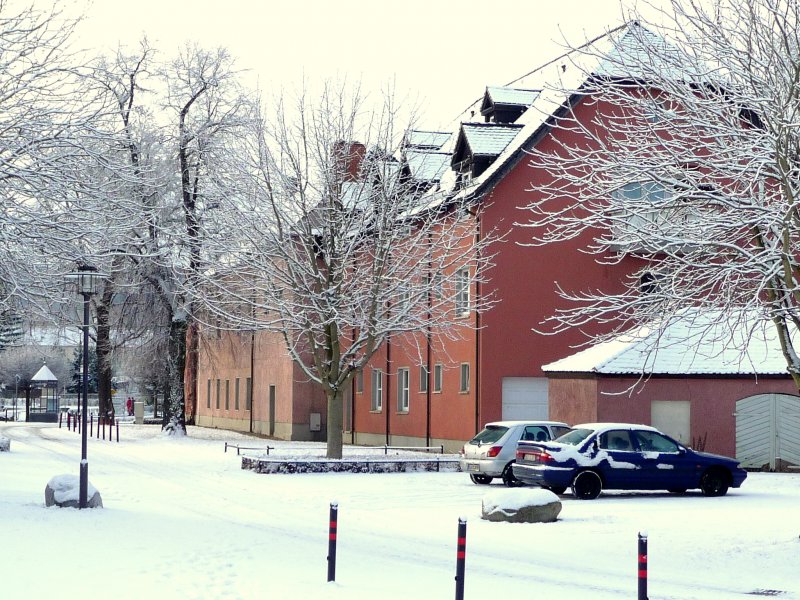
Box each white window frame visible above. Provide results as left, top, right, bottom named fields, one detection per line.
left=433, top=363, right=443, bottom=393
left=397, top=368, right=410, bottom=412
left=371, top=369, right=383, bottom=412
left=460, top=363, right=470, bottom=393
left=455, top=268, right=470, bottom=316
left=419, top=365, right=429, bottom=393
left=355, top=369, right=364, bottom=394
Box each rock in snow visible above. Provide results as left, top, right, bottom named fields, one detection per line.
left=0, top=436, right=9, bottom=452
left=45, top=474, right=103, bottom=509
left=481, top=488, right=561, bottom=523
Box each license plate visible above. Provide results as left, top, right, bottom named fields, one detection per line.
left=467, top=463, right=479, bottom=472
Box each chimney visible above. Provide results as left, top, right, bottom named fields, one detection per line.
left=333, top=140, right=366, bottom=182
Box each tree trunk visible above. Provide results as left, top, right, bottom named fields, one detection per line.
left=162, top=317, right=187, bottom=434
left=95, top=290, right=114, bottom=418
left=183, top=319, right=198, bottom=425
left=326, top=389, right=344, bottom=459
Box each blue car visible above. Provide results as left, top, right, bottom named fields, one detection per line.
left=512, top=423, right=747, bottom=500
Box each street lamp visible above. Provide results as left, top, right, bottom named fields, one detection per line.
left=65, top=264, right=106, bottom=509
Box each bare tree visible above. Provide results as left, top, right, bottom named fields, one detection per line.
left=195, top=82, right=498, bottom=458
left=517, top=1, right=800, bottom=389
left=151, top=44, right=256, bottom=431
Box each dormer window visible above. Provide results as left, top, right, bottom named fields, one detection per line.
left=450, top=122, right=523, bottom=179
left=479, top=86, right=540, bottom=124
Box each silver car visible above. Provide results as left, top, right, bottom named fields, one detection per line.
left=459, top=420, right=570, bottom=486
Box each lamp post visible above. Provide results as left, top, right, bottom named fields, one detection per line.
left=66, top=264, right=106, bottom=509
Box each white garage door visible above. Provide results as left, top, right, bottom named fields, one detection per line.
left=502, top=377, right=549, bottom=421
left=736, top=393, right=800, bottom=470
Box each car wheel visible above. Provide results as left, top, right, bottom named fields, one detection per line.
left=700, top=469, right=729, bottom=497
left=668, top=488, right=687, bottom=495
left=545, top=486, right=567, bottom=495
left=572, top=470, right=602, bottom=500
left=470, top=474, right=493, bottom=485
left=501, top=463, right=523, bottom=487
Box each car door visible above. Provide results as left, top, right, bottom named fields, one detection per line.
left=632, top=429, right=694, bottom=489
left=596, top=429, right=644, bottom=489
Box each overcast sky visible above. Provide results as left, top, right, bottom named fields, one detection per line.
left=66, top=0, right=665, bottom=128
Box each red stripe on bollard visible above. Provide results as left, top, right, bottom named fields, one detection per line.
left=455, top=518, right=467, bottom=600
left=327, top=503, right=338, bottom=582
left=638, top=532, right=648, bottom=600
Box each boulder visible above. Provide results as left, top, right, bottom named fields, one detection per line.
left=482, top=488, right=561, bottom=523
left=45, top=474, right=103, bottom=509
left=0, top=436, right=9, bottom=452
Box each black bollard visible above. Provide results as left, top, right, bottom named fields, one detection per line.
left=90, top=414, right=93, bottom=438
left=116, top=419, right=119, bottom=443
left=638, top=531, right=648, bottom=600
left=327, top=502, right=338, bottom=582
left=455, top=518, right=467, bottom=600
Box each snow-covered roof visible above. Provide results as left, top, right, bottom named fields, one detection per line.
left=458, top=123, right=524, bottom=157
left=31, top=363, right=58, bottom=382
left=405, top=150, right=451, bottom=183
left=543, top=309, right=796, bottom=376
left=594, top=23, right=700, bottom=81
left=483, top=86, right=540, bottom=108
left=405, top=129, right=452, bottom=150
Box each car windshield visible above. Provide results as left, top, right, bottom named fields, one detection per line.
left=469, top=425, right=508, bottom=445
left=554, top=428, right=593, bottom=446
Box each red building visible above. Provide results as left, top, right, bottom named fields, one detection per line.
left=196, top=23, right=799, bottom=466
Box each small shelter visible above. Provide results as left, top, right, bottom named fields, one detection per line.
left=28, top=362, right=60, bottom=422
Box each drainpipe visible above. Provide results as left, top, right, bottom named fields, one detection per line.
left=249, top=329, right=255, bottom=434
left=351, top=328, right=356, bottom=445
left=426, top=231, right=432, bottom=447
left=385, top=334, right=391, bottom=446
left=473, top=205, right=482, bottom=433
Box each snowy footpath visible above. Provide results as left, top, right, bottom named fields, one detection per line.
left=1, top=421, right=798, bottom=599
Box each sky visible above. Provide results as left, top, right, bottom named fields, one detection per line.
left=2, top=420, right=800, bottom=599
left=61, top=0, right=666, bottom=129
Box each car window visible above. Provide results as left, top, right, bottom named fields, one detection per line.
left=469, top=425, right=508, bottom=445
left=634, top=430, right=680, bottom=453
left=521, top=426, right=548, bottom=441
left=599, top=430, right=635, bottom=451
left=551, top=425, right=571, bottom=439
left=555, top=428, right=593, bottom=446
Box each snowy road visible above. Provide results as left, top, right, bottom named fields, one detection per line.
left=2, top=422, right=799, bottom=599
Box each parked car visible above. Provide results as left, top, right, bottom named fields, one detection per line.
left=512, top=422, right=747, bottom=499
left=460, top=420, right=570, bottom=486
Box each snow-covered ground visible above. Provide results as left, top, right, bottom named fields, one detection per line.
left=1, top=422, right=798, bottom=600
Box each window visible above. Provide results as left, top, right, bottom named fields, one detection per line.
left=215, top=379, right=221, bottom=409
left=225, top=380, right=230, bottom=410
left=245, top=377, right=252, bottom=411
left=397, top=368, right=410, bottom=412
left=634, top=430, right=681, bottom=453
left=371, top=369, right=383, bottom=411
left=355, top=369, right=364, bottom=394
left=611, top=181, right=701, bottom=252
left=206, top=379, right=211, bottom=409
left=599, top=430, right=634, bottom=451
left=433, top=364, right=443, bottom=393
left=455, top=268, right=470, bottom=315
left=234, top=378, right=240, bottom=410
left=459, top=363, right=470, bottom=393
left=419, top=365, right=428, bottom=393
